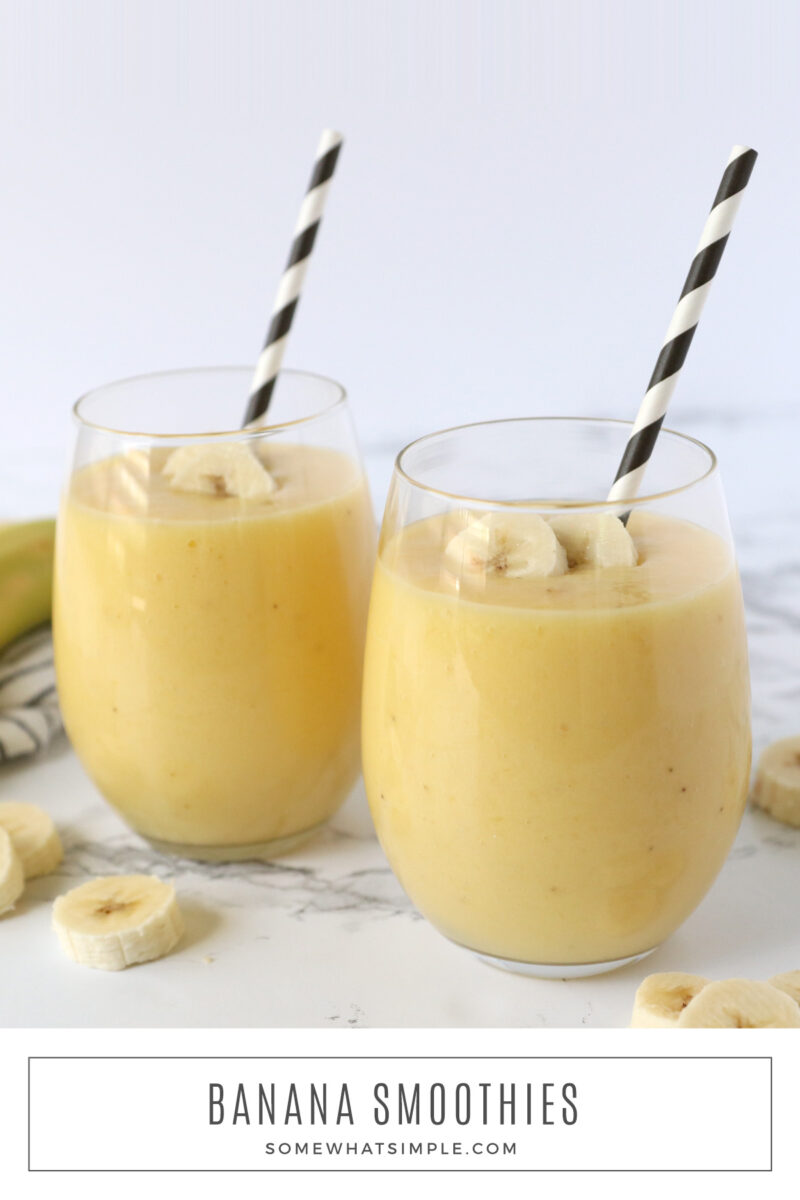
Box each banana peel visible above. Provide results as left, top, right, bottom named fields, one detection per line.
left=0, top=519, right=56, bottom=653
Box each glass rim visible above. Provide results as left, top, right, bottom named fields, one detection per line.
left=394, top=416, right=718, bottom=510
left=72, top=366, right=348, bottom=440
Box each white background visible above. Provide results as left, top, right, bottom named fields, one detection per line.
left=1, top=0, right=798, bottom=522
left=28, top=1048, right=770, bottom=1172
left=5, top=1026, right=794, bottom=1196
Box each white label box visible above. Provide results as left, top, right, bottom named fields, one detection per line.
left=28, top=1055, right=771, bottom=1172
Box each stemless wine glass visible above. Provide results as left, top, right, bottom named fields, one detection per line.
left=362, top=417, right=751, bottom=977
left=54, top=368, right=375, bottom=861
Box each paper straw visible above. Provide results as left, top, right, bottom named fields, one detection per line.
left=243, top=129, right=344, bottom=426
left=607, top=145, right=757, bottom=507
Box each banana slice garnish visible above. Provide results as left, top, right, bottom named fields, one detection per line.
left=677, top=978, right=800, bottom=1028
left=163, top=443, right=276, bottom=501
left=53, top=875, right=184, bottom=971
left=548, top=512, right=638, bottom=569
left=0, top=801, right=63, bottom=879
left=751, top=735, right=800, bottom=827
left=445, top=512, right=567, bottom=580
left=769, top=971, right=800, bottom=1005
left=0, top=827, right=25, bottom=915
left=629, top=972, right=710, bottom=1028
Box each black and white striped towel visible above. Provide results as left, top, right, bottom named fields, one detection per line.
left=0, top=627, right=62, bottom=762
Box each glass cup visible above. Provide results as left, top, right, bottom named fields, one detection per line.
left=362, top=418, right=751, bottom=977
left=54, top=368, right=375, bottom=861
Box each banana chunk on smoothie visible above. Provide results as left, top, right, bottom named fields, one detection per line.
left=548, top=511, right=638, bottom=569
left=53, top=875, right=184, bottom=971
left=445, top=512, right=567, bottom=579
left=630, top=972, right=710, bottom=1027
left=163, top=442, right=276, bottom=500
left=0, top=801, right=63, bottom=878
left=751, top=735, right=800, bottom=827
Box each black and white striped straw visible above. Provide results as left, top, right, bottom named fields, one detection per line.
left=608, top=144, right=757, bottom=507
left=243, top=129, right=344, bottom=427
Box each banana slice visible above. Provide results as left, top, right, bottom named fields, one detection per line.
left=751, top=736, right=800, bottom=827
left=630, top=972, right=710, bottom=1027
left=0, top=801, right=63, bottom=878
left=163, top=443, right=276, bottom=501
left=445, top=512, right=567, bottom=580
left=769, top=971, right=800, bottom=1006
left=53, top=875, right=184, bottom=971
left=0, top=827, right=25, bottom=915
left=548, top=512, right=638, bottom=569
left=677, top=978, right=800, bottom=1028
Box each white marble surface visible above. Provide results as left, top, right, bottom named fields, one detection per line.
left=1, top=427, right=800, bottom=1029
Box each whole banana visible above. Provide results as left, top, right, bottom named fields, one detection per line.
left=0, top=519, right=56, bottom=653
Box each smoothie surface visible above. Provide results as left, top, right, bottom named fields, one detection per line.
left=379, top=509, right=734, bottom=611
left=70, top=442, right=364, bottom=522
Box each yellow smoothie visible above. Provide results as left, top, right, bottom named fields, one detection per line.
left=362, top=511, right=751, bottom=966
left=55, top=442, right=375, bottom=853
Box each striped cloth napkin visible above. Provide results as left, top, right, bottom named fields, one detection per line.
left=0, top=627, right=62, bottom=762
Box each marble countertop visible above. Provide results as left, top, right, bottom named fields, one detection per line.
left=2, top=426, right=799, bottom=1029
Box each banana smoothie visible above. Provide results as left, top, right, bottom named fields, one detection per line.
left=362, top=509, right=751, bottom=968
left=55, top=440, right=375, bottom=855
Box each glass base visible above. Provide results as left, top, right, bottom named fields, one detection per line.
left=142, top=820, right=325, bottom=863
left=472, top=945, right=657, bottom=980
